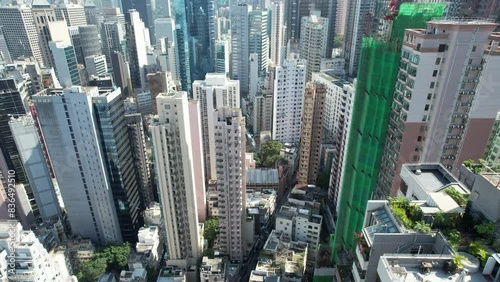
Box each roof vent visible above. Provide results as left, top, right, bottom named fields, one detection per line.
left=415, top=170, right=422, bottom=175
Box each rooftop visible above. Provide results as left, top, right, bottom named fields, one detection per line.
left=246, top=169, right=279, bottom=185
left=402, top=163, right=468, bottom=194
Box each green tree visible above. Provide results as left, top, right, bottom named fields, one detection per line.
left=77, top=257, right=107, bottom=282
left=333, top=35, right=344, bottom=48
left=204, top=217, right=219, bottom=247
left=413, top=221, right=432, bottom=234
left=445, top=229, right=462, bottom=250
left=475, top=222, right=495, bottom=238
left=261, top=140, right=283, bottom=167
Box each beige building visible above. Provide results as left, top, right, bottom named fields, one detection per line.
left=298, top=83, right=326, bottom=185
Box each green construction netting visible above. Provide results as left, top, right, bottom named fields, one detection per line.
left=331, top=3, right=445, bottom=263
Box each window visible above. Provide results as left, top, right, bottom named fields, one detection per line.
left=427, top=93, right=432, bottom=100
left=468, top=59, right=473, bottom=65
left=430, top=82, right=435, bottom=89
left=422, top=115, right=427, bottom=121
left=417, top=136, right=422, bottom=142
left=472, top=46, right=476, bottom=52
left=435, top=58, right=441, bottom=65
left=438, top=44, right=446, bottom=52
left=432, top=70, right=438, bottom=77
left=424, top=104, right=430, bottom=111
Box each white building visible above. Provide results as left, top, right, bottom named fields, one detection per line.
left=85, top=54, right=108, bottom=77
left=214, top=37, right=230, bottom=75
left=49, top=41, right=81, bottom=87
left=311, top=71, right=354, bottom=213
left=200, top=257, right=226, bottom=282
left=214, top=107, right=246, bottom=261
left=125, top=9, right=149, bottom=90
left=249, top=9, right=269, bottom=78
left=230, top=3, right=251, bottom=96
left=275, top=205, right=322, bottom=260
left=151, top=91, right=202, bottom=267
left=269, top=0, right=285, bottom=65
left=272, top=54, right=306, bottom=143
left=0, top=6, right=44, bottom=65
left=55, top=4, right=87, bottom=27
left=9, top=115, right=62, bottom=222
left=32, top=87, right=122, bottom=245
left=300, top=12, right=328, bottom=81
left=0, top=221, right=73, bottom=281
left=136, top=226, right=161, bottom=269
left=193, top=74, right=240, bottom=181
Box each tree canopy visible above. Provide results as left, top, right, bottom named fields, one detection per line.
left=76, top=243, right=131, bottom=282
left=204, top=217, right=219, bottom=247
left=260, top=140, right=284, bottom=167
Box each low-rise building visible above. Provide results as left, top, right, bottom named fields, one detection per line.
left=143, top=202, right=162, bottom=227
left=135, top=226, right=162, bottom=270
left=250, top=230, right=307, bottom=282
left=66, top=238, right=95, bottom=271
left=246, top=169, right=279, bottom=193
left=275, top=204, right=322, bottom=260
left=200, top=256, right=226, bottom=282
left=157, top=266, right=186, bottom=282
left=120, top=268, right=147, bottom=282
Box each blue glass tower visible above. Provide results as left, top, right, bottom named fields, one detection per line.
left=172, top=0, right=192, bottom=93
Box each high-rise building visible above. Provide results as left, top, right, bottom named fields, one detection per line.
left=377, top=20, right=500, bottom=198
left=214, top=37, right=230, bottom=74
left=84, top=0, right=100, bottom=25
left=272, top=54, right=306, bottom=143
left=55, top=4, right=87, bottom=27
left=311, top=71, right=354, bottom=214
left=188, top=0, right=214, bottom=80
left=230, top=4, right=251, bottom=97
left=121, top=0, right=154, bottom=43
left=297, top=83, right=326, bottom=185
left=110, top=51, right=130, bottom=96
left=214, top=107, right=246, bottom=261
left=85, top=54, right=108, bottom=76
left=148, top=71, right=175, bottom=115
left=125, top=9, right=149, bottom=91
left=344, top=0, right=374, bottom=77
left=31, top=4, right=58, bottom=68
left=9, top=115, right=62, bottom=223
left=249, top=9, right=269, bottom=77
left=49, top=41, right=81, bottom=87
left=125, top=113, right=154, bottom=206
left=101, top=20, right=126, bottom=64
left=330, top=4, right=445, bottom=260
left=0, top=6, right=43, bottom=65
left=270, top=0, right=285, bottom=65
left=300, top=12, right=328, bottom=81
left=484, top=112, right=500, bottom=164
left=77, top=25, right=102, bottom=65
left=32, top=87, right=123, bottom=245
left=335, top=0, right=347, bottom=35
left=170, top=0, right=192, bottom=93
left=151, top=91, right=202, bottom=267
left=0, top=27, right=11, bottom=64
left=253, top=90, right=273, bottom=134
left=193, top=74, right=240, bottom=181
left=92, top=87, right=143, bottom=243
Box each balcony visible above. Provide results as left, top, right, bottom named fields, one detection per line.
left=355, top=244, right=369, bottom=271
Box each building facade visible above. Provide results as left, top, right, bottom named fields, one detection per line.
left=300, top=12, right=328, bottom=81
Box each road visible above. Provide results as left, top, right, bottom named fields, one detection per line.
left=236, top=184, right=295, bottom=282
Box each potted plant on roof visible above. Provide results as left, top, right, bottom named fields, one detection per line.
left=451, top=253, right=465, bottom=273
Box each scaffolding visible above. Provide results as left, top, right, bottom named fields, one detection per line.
left=331, top=3, right=446, bottom=263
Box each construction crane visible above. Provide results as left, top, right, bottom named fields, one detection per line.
left=383, top=0, right=401, bottom=21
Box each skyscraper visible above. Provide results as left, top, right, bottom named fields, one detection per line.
left=92, top=87, right=143, bottom=243
left=148, top=71, right=175, bottom=115
left=32, top=87, right=123, bottom=245
left=193, top=74, right=240, bottom=181
left=49, top=41, right=81, bottom=87
left=31, top=4, right=58, bottom=68
left=297, top=83, right=326, bottom=185
left=110, top=51, right=130, bottom=96
left=214, top=107, right=246, bottom=261
left=272, top=54, right=306, bottom=143
left=54, top=3, right=87, bottom=27
left=331, top=4, right=445, bottom=260
left=270, top=0, right=285, bottom=65
left=300, top=12, right=328, bottom=81
left=377, top=20, right=500, bottom=198
left=85, top=54, right=108, bottom=77
left=0, top=6, right=43, bottom=65
left=170, top=0, right=192, bottom=93
left=249, top=9, right=269, bottom=77
left=230, top=4, right=251, bottom=96
left=120, top=0, right=154, bottom=43
left=125, top=9, right=149, bottom=91
left=151, top=91, right=202, bottom=267
left=9, top=115, right=62, bottom=222
left=188, top=0, right=214, bottom=80
left=76, top=25, right=102, bottom=66
left=101, top=20, right=126, bottom=64
left=0, top=27, right=11, bottom=64
left=214, top=38, right=230, bottom=74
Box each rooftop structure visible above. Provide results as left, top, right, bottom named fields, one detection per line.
left=200, top=256, right=226, bottom=282
left=157, top=266, right=186, bottom=282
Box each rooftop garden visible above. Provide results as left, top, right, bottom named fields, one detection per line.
left=388, top=197, right=432, bottom=233
left=463, top=159, right=500, bottom=174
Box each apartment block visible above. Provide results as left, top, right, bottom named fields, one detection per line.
left=252, top=90, right=273, bottom=135
left=193, top=74, right=240, bottom=181
left=151, top=91, right=202, bottom=267
left=275, top=204, right=322, bottom=260
left=300, top=12, right=328, bottom=81
left=311, top=71, right=354, bottom=213
left=298, top=83, right=326, bottom=185
left=200, top=257, right=227, bottom=282
left=32, top=87, right=122, bottom=245
left=272, top=54, right=306, bottom=144
left=230, top=4, right=251, bottom=96
left=378, top=20, right=500, bottom=197
left=214, top=107, right=246, bottom=261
